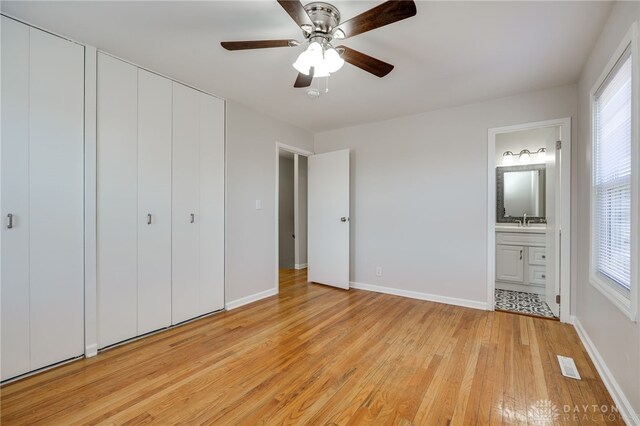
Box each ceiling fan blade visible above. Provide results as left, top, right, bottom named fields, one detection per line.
left=294, top=67, right=314, bottom=88
left=277, top=0, right=313, bottom=29
left=221, top=40, right=299, bottom=50
left=337, top=46, right=394, bottom=78
left=333, top=1, right=417, bottom=39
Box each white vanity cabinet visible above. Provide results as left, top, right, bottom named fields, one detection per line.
left=495, top=229, right=546, bottom=294
left=496, top=245, right=525, bottom=282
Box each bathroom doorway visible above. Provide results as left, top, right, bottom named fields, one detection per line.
left=487, top=118, right=571, bottom=322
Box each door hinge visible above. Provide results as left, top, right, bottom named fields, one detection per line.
left=556, top=140, right=562, bottom=150
left=556, top=294, right=561, bottom=304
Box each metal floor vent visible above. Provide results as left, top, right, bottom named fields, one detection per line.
left=557, top=355, right=581, bottom=380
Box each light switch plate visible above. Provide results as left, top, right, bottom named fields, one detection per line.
left=255, top=199, right=262, bottom=210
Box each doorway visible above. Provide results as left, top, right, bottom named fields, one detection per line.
left=275, top=143, right=312, bottom=291
left=487, top=118, right=571, bottom=322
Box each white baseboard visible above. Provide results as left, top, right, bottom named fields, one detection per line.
left=85, top=343, right=98, bottom=358
left=350, top=282, right=488, bottom=311
left=225, top=288, right=278, bottom=311
left=294, top=263, right=308, bottom=270
left=573, top=318, right=639, bottom=425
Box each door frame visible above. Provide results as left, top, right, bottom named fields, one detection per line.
left=487, top=117, right=572, bottom=323
left=274, top=142, right=314, bottom=293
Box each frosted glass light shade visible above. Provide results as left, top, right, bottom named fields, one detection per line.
left=293, top=50, right=311, bottom=75
left=292, top=42, right=343, bottom=78
left=324, top=48, right=344, bottom=73
left=518, top=152, right=531, bottom=164
left=307, top=42, right=323, bottom=63
left=502, top=152, right=514, bottom=165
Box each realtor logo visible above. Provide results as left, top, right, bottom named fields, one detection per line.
left=528, top=399, right=560, bottom=424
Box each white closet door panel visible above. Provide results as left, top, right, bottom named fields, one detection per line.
left=199, top=94, right=225, bottom=314
left=28, top=27, right=85, bottom=369
left=1, top=17, right=31, bottom=380
left=137, top=69, right=172, bottom=334
left=97, top=53, right=138, bottom=348
left=171, top=83, right=200, bottom=324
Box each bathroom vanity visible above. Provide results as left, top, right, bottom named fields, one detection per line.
left=495, top=225, right=546, bottom=294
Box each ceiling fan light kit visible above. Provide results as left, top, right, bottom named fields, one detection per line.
left=221, top=0, right=417, bottom=90
left=292, top=41, right=344, bottom=77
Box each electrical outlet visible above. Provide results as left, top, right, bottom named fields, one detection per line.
left=376, top=267, right=382, bottom=277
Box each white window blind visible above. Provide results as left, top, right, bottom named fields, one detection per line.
left=593, top=46, right=632, bottom=293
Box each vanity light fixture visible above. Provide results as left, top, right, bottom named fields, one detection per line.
left=502, top=148, right=546, bottom=165
left=502, top=151, right=515, bottom=165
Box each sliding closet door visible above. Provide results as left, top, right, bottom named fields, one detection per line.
left=172, top=83, right=201, bottom=324
left=137, top=69, right=172, bottom=334
left=1, top=16, right=31, bottom=381
left=97, top=53, right=138, bottom=348
left=199, top=94, right=225, bottom=314
left=28, top=25, right=85, bottom=370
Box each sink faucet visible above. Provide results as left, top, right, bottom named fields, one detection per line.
left=523, top=213, right=527, bottom=226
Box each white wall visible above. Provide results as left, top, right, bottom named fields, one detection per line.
left=575, top=2, right=640, bottom=421
left=314, top=85, right=577, bottom=307
left=278, top=156, right=295, bottom=268
left=295, top=155, right=308, bottom=267
left=226, top=101, right=313, bottom=304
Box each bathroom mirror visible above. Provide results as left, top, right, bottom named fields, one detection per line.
left=496, top=164, right=546, bottom=223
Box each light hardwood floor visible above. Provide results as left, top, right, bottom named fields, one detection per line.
left=1, top=269, right=623, bottom=425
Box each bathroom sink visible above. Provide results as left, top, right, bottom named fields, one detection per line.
left=495, top=224, right=546, bottom=234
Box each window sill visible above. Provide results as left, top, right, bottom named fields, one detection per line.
left=589, top=274, right=637, bottom=322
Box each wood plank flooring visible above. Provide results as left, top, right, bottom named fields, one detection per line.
left=1, top=269, right=623, bottom=425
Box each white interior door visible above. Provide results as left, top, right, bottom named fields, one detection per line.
left=545, top=128, right=560, bottom=317
left=1, top=16, right=31, bottom=380
left=172, top=82, right=201, bottom=324
left=308, top=149, right=350, bottom=289
left=97, top=53, right=139, bottom=348
left=137, top=69, right=172, bottom=334
left=28, top=25, right=85, bottom=370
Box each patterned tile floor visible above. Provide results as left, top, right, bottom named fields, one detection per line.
left=495, top=289, right=556, bottom=318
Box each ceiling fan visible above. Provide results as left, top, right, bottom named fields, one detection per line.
left=221, top=0, right=417, bottom=88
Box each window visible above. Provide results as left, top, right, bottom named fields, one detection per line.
left=590, top=23, right=638, bottom=320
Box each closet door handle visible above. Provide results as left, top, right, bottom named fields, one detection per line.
left=190, top=213, right=195, bottom=224
left=6, top=213, right=13, bottom=229
left=519, top=249, right=523, bottom=260
left=147, top=213, right=152, bottom=225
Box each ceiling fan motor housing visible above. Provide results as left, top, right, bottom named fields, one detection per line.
left=303, top=2, right=341, bottom=36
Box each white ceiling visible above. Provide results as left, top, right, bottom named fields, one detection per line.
left=1, top=1, right=613, bottom=132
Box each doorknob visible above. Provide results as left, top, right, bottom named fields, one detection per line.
left=190, top=213, right=195, bottom=224
left=6, top=213, right=13, bottom=229
left=340, top=217, right=349, bottom=222
left=147, top=213, right=152, bottom=225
